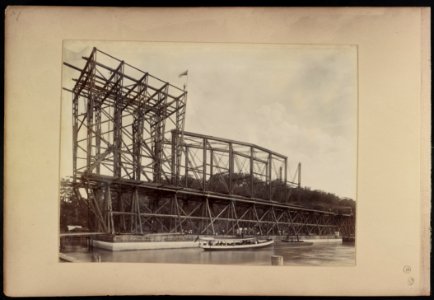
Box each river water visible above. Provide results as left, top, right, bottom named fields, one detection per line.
left=63, top=241, right=355, bottom=266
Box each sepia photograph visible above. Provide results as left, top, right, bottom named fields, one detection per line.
left=4, top=7, right=429, bottom=296
left=59, top=41, right=357, bottom=265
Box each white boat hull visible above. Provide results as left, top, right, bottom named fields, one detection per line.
left=200, top=239, right=274, bottom=251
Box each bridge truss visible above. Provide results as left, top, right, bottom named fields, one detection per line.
left=63, top=47, right=355, bottom=237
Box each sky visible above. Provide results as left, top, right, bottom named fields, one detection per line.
left=61, top=41, right=357, bottom=200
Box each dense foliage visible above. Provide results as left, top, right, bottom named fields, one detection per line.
left=59, top=173, right=355, bottom=230
left=284, top=186, right=355, bottom=214
left=178, top=173, right=355, bottom=214
left=59, top=178, right=89, bottom=232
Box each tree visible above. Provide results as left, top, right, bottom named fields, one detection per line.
left=59, top=177, right=89, bottom=232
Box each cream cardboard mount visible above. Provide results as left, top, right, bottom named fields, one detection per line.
left=3, top=7, right=430, bottom=296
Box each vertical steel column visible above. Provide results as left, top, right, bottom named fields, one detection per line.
left=268, top=153, right=272, bottom=200
left=202, top=138, right=207, bottom=191
left=89, top=48, right=101, bottom=174
left=91, top=54, right=102, bottom=175
left=132, top=109, right=144, bottom=181
left=113, top=62, right=124, bottom=178
left=173, top=193, right=183, bottom=233
left=229, top=142, right=233, bottom=194
left=210, top=149, right=213, bottom=177
left=72, top=93, right=78, bottom=180
left=95, top=107, right=101, bottom=174
left=86, top=96, right=94, bottom=170
left=284, top=158, right=288, bottom=183
left=133, top=189, right=143, bottom=234
left=152, top=113, right=161, bottom=183
left=184, top=146, right=189, bottom=187
left=175, top=93, right=185, bottom=185
left=152, top=84, right=168, bottom=183
left=230, top=201, right=239, bottom=235
left=176, top=131, right=182, bottom=186
left=130, top=191, right=136, bottom=232
left=117, top=193, right=126, bottom=232
left=250, top=146, right=254, bottom=198
left=205, top=197, right=215, bottom=235
left=105, top=185, right=115, bottom=234
left=175, top=92, right=187, bottom=174
left=171, top=131, right=177, bottom=185
left=86, top=60, right=95, bottom=171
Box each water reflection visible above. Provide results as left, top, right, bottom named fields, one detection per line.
left=64, top=241, right=355, bottom=266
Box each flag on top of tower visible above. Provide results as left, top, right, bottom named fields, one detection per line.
left=178, top=70, right=188, bottom=77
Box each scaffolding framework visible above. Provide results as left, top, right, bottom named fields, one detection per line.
left=64, top=47, right=187, bottom=183
left=70, top=175, right=354, bottom=236
left=171, top=130, right=294, bottom=199
left=63, top=47, right=355, bottom=237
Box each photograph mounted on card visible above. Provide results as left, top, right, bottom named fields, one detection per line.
left=4, top=7, right=429, bottom=297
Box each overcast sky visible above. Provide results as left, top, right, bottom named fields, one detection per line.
left=61, top=41, right=357, bottom=200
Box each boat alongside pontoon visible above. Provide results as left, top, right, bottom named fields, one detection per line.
left=199, top=237, right=274, bottom=251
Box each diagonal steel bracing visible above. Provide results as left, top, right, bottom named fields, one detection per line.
left=63, top=48, right=354, bottom=238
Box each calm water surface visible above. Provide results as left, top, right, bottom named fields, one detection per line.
left=65, top=241, right=355, bottom=266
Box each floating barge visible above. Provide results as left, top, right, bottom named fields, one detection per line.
left=91, top=233, right=200, bottom=251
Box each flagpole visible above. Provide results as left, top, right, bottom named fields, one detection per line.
left=179, top=70, right=188, bottom=91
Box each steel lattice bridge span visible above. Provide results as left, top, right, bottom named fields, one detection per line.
left=63, top=47, right=355, bottom=238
